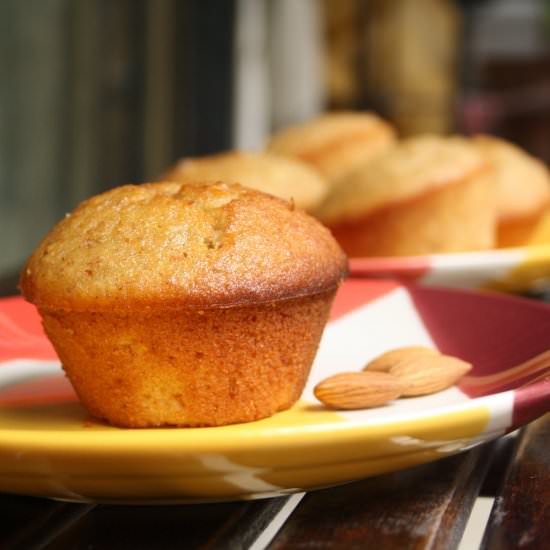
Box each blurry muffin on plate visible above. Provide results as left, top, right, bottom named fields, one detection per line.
left=316, top=135, right=497, bottom=257
left=266, top=111, right=396, bottom=187
left=162, top=151, right=329, bottom=212
left=20, top=182, right=347, bottom=428
left=527, top=209, right=550, bottom=245
left=473, top=135, right=550, bottom=247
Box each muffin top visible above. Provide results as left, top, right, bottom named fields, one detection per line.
left=20, top=182, right=347, bottom=312
left=161, top=151, right=329, bottom=212
left=266, top=112, right=396, bottom=183
left=473, top=135, right=550, bottom=220
left=316, top=135, right=489, bottom=225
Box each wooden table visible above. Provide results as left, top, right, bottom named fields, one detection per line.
left=0, top=277, right=548, bottom=549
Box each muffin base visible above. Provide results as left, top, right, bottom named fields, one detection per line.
left=39, top=290, right=336, bottom=428
left=497, top=211, right=546, bottom=248
left=327, top=173, right=496, bottom=257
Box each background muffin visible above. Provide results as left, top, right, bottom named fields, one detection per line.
left=316, top=135, right=496, bottom=257
left=20, top=182, right=347, bottom=428
left=162, top=151, right=329, bottom=212
left=266, top=111, right=396, bottom=187
left=473, top=135, right=550, bottom=248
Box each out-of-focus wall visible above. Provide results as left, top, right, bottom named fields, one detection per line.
left=0, top=0, right=235, bottom=281
left=232, top=0, right=550, bottom=159
left=0, top=0, right=151, bottom=277
left=233, top=0, right=324, bottom=150
left=458, top=0, right=550, bottom=162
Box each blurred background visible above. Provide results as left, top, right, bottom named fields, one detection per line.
left=2, top=0, right=550, bottom=287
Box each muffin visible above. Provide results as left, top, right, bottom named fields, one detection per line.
left=20, top=182, right=347, bottom=428
left=161, top=151, right=329, bottom=212
left=316, top=135, right=497, bottom=257
left=266, top=111, right=396, bottom=186
left=528, top=208, right=550, bottom=245
left=473, top=135, right=550, bottom=247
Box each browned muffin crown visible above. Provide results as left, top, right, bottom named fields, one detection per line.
left=161, top=151, right=329, bottom=212
left=316, top=135, right=490, bottom=225
left=266, top=111, right=396, bottom=184
left=20, top=182, right=347, bottom=312
left=473, top=134, right=550, bottom=221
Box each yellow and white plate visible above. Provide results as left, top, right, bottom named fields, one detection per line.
left=349, top=245, right=550, bottom=292
left=1, top=279, right=550, bottom=503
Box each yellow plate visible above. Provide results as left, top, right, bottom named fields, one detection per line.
left=1, top=279, right=550, bottom=503
left=349, top=245, right=550, bottom=292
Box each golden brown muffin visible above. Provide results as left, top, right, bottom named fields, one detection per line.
left=316, top=135, right=497, bottom=257
left=473, top=135, right=550, bottom=247
left=527, top=208, right=550, bottom=245
left=20, top=182, right=347, bottom=428
left=266, top=111, right=396, bottom=186
left=161, top=151, right=329, bottom=212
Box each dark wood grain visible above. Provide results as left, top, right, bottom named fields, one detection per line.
left=479, top=434, right=517, bottom=497
left=482, top=414, right=550, bottom=550
left=42, top=496, right=292, bottom=550
left=0, top=493, right=94, bottom=550
left=269, top=444, right=496, bottom=550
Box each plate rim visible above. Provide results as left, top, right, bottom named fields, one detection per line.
left=3, top=278, right=549, bottom=452
left=1, top=279, right=550, bottom=500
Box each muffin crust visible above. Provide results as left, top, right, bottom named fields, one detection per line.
left=20, top=182, right=347, bottom=427
left=316, top=135, right=497, bottom=256
left=161, top=151, right=329, bottom=212
left=266, top=112, right=396, bottom=184
left=317, top=135, right=489, bottom=225
left=473, top=135, right=550, bottom=247
left=473, top=135, right=550, bottom=222
left=42, top=291, right=333, bottom=427
left=21, top=182, right=347, bottom=312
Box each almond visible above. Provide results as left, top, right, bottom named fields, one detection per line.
left=314, top=371, right=403, bottom=410
left=390, top=354, right=472, bottom=396
left=363, top=346, right=440, bottom=372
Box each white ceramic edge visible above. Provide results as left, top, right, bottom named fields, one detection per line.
left=421, top=249, right=525, bottom=288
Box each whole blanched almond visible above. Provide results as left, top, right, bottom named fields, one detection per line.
left=390, top=355, right=472, bottom=396
left=314, top=371, right=403, bottom=409
left=363, top=346, right=440, bottom=372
